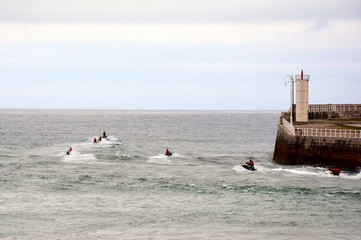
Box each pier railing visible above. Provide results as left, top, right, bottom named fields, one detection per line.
left=309, top=104, right=361, bottom=113
left=294, top=128, right=361, bottom=138
left=281, top=118, right=361, bottom=138
left=281, top=118, right=295, bottom=135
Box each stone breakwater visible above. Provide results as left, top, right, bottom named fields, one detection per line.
left=273, top=122, right=361, bottom=170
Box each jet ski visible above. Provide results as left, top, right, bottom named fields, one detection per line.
left=242, top=163, right=256, bottom=171
left=165, top=149, right=172, bottom=156
left=329, top=167, right=340, bottom=176
left=66, top=148, right=72, bottom=155
left=102, top=131, right=107, bottom=139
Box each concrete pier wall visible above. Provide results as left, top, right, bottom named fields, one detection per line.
left=273, top=124, right=361, bottom=170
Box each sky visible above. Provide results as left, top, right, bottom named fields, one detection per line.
left=0, top=0, right=360, bottom=110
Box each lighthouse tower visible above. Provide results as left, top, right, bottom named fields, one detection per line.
left=295, top=70, right=310, bottom=122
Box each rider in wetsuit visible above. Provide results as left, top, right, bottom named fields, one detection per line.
left=66, top=147, right=72, bottom=155
left=165, top=149, right=172, bottom=156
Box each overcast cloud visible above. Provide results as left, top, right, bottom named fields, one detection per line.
left=0, top=0, right=360, bottom=109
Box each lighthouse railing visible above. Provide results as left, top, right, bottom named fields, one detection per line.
left=295, top=74, right=310, bottom=80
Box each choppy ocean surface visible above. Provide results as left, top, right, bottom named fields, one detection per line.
left=0, top=110, right=360, bottom=240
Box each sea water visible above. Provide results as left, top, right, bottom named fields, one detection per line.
left=0, top=110, right=360, bottom=240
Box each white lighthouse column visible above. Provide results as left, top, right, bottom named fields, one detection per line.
left=295, top=70, right=310, bottom=122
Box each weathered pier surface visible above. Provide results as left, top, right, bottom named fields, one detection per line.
left=273, top=104, right=361, bottom=170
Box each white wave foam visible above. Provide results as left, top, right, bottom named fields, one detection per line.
left=273, top=167, right=320, bottom=176
left=233, top=165, right=246, bottom=172
left=100, top=135, right=119, bottom=144
left=272, top=166, right=361, bottom=179
left=171, top=152, right=182, bottom=158
left=233, top=165, right=257, bottom=173
left=72, top=135, right=121, bottom=149
left=147, top=154, right=173, bottom=165
left=63, top=151, right=97, bottom=164
left=338, top=172, right=361, bottom=180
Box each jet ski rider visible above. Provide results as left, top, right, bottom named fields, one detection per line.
left=247, top=159, right=254, bottom=167
left=165, top=149, right=172, bottom=156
